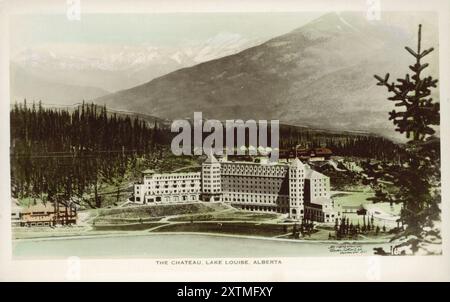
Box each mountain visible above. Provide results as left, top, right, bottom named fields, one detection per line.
left=11, top=33, right=262, bottom=93
left=10, top=64, right=109, bottom=105
left=94, top=12, right=439, bottom=141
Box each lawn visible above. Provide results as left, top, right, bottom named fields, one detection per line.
left=96, top=202, right=230, bottom=220
left=332, top=191, right=375, bottom=208
left=152, top=222, right=291, bottom=237
left=168, top=210, right=280, bottom=222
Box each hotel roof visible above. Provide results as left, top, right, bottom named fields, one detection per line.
left=304, top=165, right=327, bottom=179
left=204, top=152, right=219, bottom=164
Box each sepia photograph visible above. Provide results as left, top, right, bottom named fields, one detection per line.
left=0, top=0, right=449, bottom=282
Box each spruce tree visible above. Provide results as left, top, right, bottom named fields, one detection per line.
left=374, top=24, right=439, bottom=141
left=372, top=24, right=441, bottom=253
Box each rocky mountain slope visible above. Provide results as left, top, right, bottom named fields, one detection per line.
left=95, top=12, right=438, bottom=140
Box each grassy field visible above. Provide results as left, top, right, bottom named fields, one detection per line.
left=96, top=202, right=230, bottom=220
left=94, top=202, right=283, bottom=227
left=90, top=201, right=288, bottom=236
left=332, top=191, right=375, bottom=208
left=168, top=210, right=280, bottom=222
left=153, top=222, right=291, bottom=237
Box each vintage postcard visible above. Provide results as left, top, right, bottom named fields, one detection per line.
left=0, top=0, right=449, bottom=281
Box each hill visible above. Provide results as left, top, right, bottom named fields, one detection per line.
left=95, top=12, right=439, bottom=141
left=10, top=64, right=110, bottom=105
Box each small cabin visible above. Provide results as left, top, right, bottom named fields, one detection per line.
left=20, top=203, right=77, bottom=227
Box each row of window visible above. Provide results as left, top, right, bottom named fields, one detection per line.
left=147, top=174, right=200, bottom=180
left=143, top=188, right=201, bottom=195
left=203, top=188, right=221, bottom=193
left=222, top=192, right=290, bottom=204
left=238, top=205, right=290, bottom=214
left=203, top=179, right=220, bottom=184
left=137, top=194, right=200, bottom=203
left=142, top=183, right=199, bottom=190
left=222, top=183, right=283, bottom=189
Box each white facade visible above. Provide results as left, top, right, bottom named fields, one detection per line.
left=288, top=159, right=305, bottom=219
left=133, top=156, right=339, bottom=222
left=303, top=165, right=336, bottom=223
left=201, top=154, right=222, bottom=202
left=220, top=160, right=291, bottom=214
left=304, top=165, right=331, bottom=201
left=134, top=170, right=201, bottom=204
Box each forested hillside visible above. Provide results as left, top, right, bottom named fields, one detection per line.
left=278, top=125, right=404, bottom=160
left=10, top=101, right=170, bottom=209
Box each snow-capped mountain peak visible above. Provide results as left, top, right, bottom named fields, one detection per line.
left=11, top=32, right=263, bottom=91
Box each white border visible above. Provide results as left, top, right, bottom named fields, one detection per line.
left=0, top=0, right=449, bottom=281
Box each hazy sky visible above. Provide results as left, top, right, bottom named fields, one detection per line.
left=10, top=12, right=323, bottom=55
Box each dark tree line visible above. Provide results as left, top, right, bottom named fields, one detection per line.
left=279, top=125, right=404, bottom=161
left=10, top=101, right=169, bottom=209
left=330, top=215, right=386, bottom=240
left=11, top=101, right=161, bottom=153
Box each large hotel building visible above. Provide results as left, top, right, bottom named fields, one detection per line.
left=133, top=155, right=339, bottom=223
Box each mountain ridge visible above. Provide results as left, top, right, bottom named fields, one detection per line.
left=10, top=63, right=110, bottom=105
left=91, top=12, right=438, bottom=141
left=11, top=34, right=263, bottom=93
